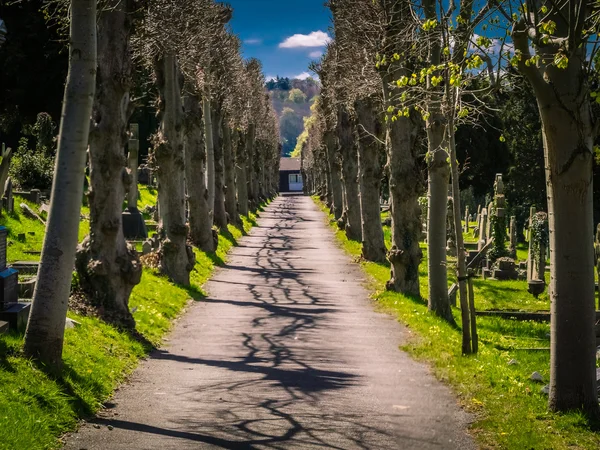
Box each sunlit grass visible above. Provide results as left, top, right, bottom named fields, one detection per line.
left=314, top=196, right=600, bottom=450
left=0, top=195, right=265, bottom=449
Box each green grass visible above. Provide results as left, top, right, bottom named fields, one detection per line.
left=314, top=197, right=600, bottom=450
left=0, top=199, right=262, bottom=449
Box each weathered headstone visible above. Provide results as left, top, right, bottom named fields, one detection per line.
left=0, top=227, right=18, bottom=308
left=0, top=227, right=31, bottom=330
left=446, top=197, right=457, bottom=257
left=127, top=124, right=140, bottom=210
left=478, top=208, right=488, bottom=251
left=142, top=240, right=152, bottom=255
left=3, top=177, right=13, bottom=213
left=464, top=206, right=470, bottom=233
left=486, top=201, right=494, bottom=240
left=509, top=216, right=517, bottom=258
left=122, top=124, right=147, bottom=240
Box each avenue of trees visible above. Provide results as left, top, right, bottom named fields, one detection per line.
left=300, top=0, right=600, bottom=416
left=18, top=0, right=280, bottom=373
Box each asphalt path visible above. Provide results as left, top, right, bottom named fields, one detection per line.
left=65, top=195, right=474, bottom=450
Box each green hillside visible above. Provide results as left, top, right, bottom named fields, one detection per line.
left=267, top=76, right=320, bottom=156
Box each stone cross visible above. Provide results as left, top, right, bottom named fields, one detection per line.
left=127, top=124, right=140, bottom=210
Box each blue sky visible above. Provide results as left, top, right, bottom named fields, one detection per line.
left=227, top=0, right=331, bottom=80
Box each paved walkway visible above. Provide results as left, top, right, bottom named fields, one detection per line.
left=65, top=196, right=474, bottom=450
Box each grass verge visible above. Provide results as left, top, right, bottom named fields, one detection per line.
left=314, top=196, right=600, bottom=450
left=0, top=203, right=262, bottom=449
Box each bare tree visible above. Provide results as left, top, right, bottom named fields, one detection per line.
left=24, top=0, right=97, bottom=371
left=75, top=0, right=142, bottom=327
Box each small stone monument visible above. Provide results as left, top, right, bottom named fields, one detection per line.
left=122, top=124, right=148, bottom=240
left=0, top=226, right=30, bottom=330
left=3, top=177, right=13, bottom=213
left=142, top=240, right=152, bottom=255
left=447, top=197, right=457, bottom=257
left=508, top=216, right=517, bottom=258
left=478, top=208, right=488, bottom=251
left=464, top=206, right=470, bottom=233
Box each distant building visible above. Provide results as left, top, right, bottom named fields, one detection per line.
left=279, top=157, right=303, bottom=192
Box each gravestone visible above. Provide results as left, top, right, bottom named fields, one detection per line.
left=122, top=124, right=147, bottom=240
left=509, top=216, right=517, bottom=258
left=2, top=177, right=13, bottom=213
left=142, top=240, right=152, bottom=255
left=478, top=208, right=488, bottom=251
left=446, top=197, right=457, bottom=257
left=0, top=226, right=30, bottom=330
left=486, top=201, right=494, bottom=240
left=464, top=206, right=470, bottom=233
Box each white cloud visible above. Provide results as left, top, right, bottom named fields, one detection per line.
left=266, top=75, right=277, bottom=82
left=294, top=72, right=312, bottom=80
left=244, top=38, right=262, bottom=45
left=308, top=50, right=323, bottom=58
left=279, top=31, right=331, bottom=48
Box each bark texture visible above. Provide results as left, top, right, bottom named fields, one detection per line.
left=154, top=54, right=194, bottom=286
left=515, top=16, right=598, bottom=415
left=237, top=125, right=253, bottom=216
left=338, top=107, right=362, bottom=241
left=324, top=131, right=343, bottom=220
left=384, top=111, right=422, bottom=296
left=183, top=92, right=215, bottom=252
left=355, top=99, right=386, bottom=262
left=212, top=105, right=227, bottom=228
left=423, top=0, right=452, bottom=322
left=24, top=0, right=97, bottom=371
left=223, top=123, right=239, bottom=225
left=75, top=1, right=141, bottom=328
left=203, top=97, right=215, bottom=214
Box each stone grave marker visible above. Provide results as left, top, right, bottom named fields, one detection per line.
left=3, top=177, right=13, bottom=213
left=478, top=208, right=488, bottom=251
left=122, top=124, right=147, bottom=240
left=0, top=227, right=18, bottom=307
left=142, top=240, right=152, bottom=255
left=0, top=227, right=31, bottom=330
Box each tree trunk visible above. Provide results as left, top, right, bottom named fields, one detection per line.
left=183, top=91, right=215, bottom=252
left=423, top=0, right=452, bottom=322
left=247, top=126, right=257, bottom=209
left=237, top=126, right=252, bottom=216
left=355, top=98, right=386, bottom=262
left=324, top=131, right=343, bottom=219
left=382, top=82, right=422, bottom=296
left=75, top=0, right=141, bottom=328
left=449, top=122, right=472, bottom=354
left=515, top=21, right=598, bottom=415
left=544, top=81, right=597, bottom=414
left=224, top=125, right=239, bottom=225
left=212, top=105, right=227, bottom=228
left=203, top=96, right=215, bottom=214
left=154, top=54, right=194, bottom=286
left=24, top=0, right=97, bottom=372
left=338, top=107, right=362, bottom=241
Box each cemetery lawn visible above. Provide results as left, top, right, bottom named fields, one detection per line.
left=316, top=198, right=600, bottom=450
left=0, top=202, right=261, bottom=449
